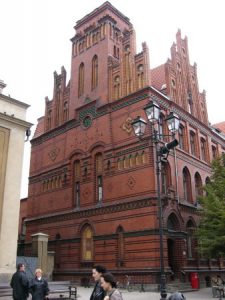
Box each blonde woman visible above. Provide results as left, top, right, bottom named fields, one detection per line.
left=29, top=268, right=49, bottom=300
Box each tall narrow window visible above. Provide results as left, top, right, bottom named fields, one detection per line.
left=137, top=64, right=144, bottom=89
left=81, top=226, right=93, bottom=261
left=75, top=181, right=80, bottom=207
left=97, top=175, right=103, bottom=202
left=95, top=153, right=103, bottom=202
left=187, top=91, right=193, bottom=114
left=47, top=109, right=52, bottom=130
left=74, top=160, right=81, bottom=207
left=194, top=172, right=202, bottom=200
left=78, top=63, right=84, bottom=97
left=114, top=76, right=120, bottom=99
left=212, top=145, right=217, bottom=160
left=178, top=125, right=184, bottom=150
left=63, top=101, right=68, bottom=122
left=200, top=138, right=206, bottom=161
left=186, top=220, right=195, bottom=258
left=183, top=167, right=192, bottom=203
left=92, top=55, right=98, bottom=90
left=190, top=131, right=196, bottom=156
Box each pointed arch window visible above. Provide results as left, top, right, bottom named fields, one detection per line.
left=78, top=63, right=85, bottom=97
left=92, top=55, right=98, bottom=90
left=190, top=131, right=196, bottom=156
left=178, top=125, right=185, bottom=150
left=212, top=145, right=217, bottom=160
left=81, top=225, right=93, bottom=261
left=186, top=220, right=196, bottom=258
left=183, top=167, right=192, bottom=203
left=63, top=101, right=68, bottom=122
left=114, top=76, right=120, bottom=99
left=194, top=172, right=203, bottom=200
left=137, top=64, right=144, bottom=89
left=200, top=138, right=207, bottom=161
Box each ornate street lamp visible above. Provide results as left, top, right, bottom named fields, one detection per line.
left=131, top=100, right=180, bottom=300
left=144, top=100, right=161, bottom=123
left=131, top=116, right=147, bottom=138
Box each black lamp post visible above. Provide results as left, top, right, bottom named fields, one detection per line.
left=131, top=100, right=180, bottom=300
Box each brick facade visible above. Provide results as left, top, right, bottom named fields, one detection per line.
left=20, top=2, right=225, bottom=285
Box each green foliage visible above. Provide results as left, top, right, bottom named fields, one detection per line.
left=196, top=154, right=225, bottom=258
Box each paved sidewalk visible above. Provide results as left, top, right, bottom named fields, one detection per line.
left=1, top=286, right=214, bottom=299
left=72, top=286, right=213, bottom=300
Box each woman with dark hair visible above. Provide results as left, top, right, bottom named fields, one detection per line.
left=100, top=273, right=123, bottom=300
left=90, top=265, right=107, bottom=300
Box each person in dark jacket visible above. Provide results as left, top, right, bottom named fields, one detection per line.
left=29, top=268, right=49, bottom=300
left=10, top=263, right=29, bottom=300
left=90, top=265, right=107, bottom=300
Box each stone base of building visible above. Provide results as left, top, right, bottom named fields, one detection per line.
left=0, top=268, right=14, bottom=283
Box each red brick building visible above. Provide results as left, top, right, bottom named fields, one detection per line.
left=20, top=2, right=225, bottom=285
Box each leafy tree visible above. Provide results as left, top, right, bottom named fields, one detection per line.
left=196, top=154, right=225, bottom=258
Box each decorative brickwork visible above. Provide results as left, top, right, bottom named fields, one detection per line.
left=20, top=1, right=225, bottom=286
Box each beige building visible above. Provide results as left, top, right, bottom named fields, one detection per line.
left=0, top=80, right=32, bottom=282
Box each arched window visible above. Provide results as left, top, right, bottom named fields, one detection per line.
left=190, top=131, right=196, bottom=156
left=114, top=76, right=120, bottom=99
left=91, top=55, right=98, bottom=90
left=178, top=125, right=185, bottom=150
left=183, top=167, right=192, bottom=203
left=212, top=145, right=217, bottom=160
left=78, top=63, right=85, bottom=97
left=63, top=101, right=68, bottom=122
left=81, top=225, right=93, bottom=261
left=186, top=220, right=196, bottom=258
left=137, top=64, right=144, bottom=89
left=194, top=172, right=203, bottom=200
left=200, top=138, right=207, bottom=161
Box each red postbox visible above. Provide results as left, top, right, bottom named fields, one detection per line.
left=190, top=272, right=199, bottom=289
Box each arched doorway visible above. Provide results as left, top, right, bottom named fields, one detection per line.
left=167, top=213, right=182, bottom=277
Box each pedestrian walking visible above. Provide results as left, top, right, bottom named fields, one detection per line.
left=90, top=265, right=107, bottom=300
left=100, top=272, right=123, bottom=300
left=29, top=268, right=49, bottom=300
left=10, top=263, right=29, bottom=300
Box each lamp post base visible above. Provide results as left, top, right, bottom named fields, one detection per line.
left=160, top=291, right=167, bottom=299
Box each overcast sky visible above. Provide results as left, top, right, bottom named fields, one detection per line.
left=0, top=0, right=224, bottom=198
